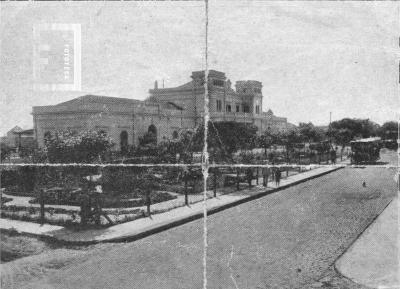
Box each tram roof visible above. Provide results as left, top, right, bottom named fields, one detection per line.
left=350, top=137, right=381, bottom=143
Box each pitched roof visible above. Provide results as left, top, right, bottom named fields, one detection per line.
left=32, top=95, right=145, bottom=114
left=174, top=81, right=194, bottom=90
left=10, top=126, right=23, bottom=132
left=12, top=129, right=34, bottom=135
left=56, top=95, right=142, bottom=107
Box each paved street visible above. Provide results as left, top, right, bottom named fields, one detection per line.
left=4, top=163, right=397, bottom=289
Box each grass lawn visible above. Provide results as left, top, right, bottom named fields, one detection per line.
left=0, top=230, right=49, bottom=263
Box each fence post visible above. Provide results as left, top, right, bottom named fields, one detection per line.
left=213, top=168, right=217, bottom=197
left=80, top=193, right=89, bottom=226
left=184, top=172, right=188, bottom=206
left=256, top=167, right=259, bottom=185
left=94, top=193, right=101, bottom=225
left=236, top=168, right=240, bottom=191
left=146, top=189, right=151, bottom=217
left=40, top=189, right=45, bottom=225
left=263, top=167, right=268, bottom=188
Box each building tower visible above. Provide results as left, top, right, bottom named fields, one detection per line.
left=235, top=80, right=263, bottom=115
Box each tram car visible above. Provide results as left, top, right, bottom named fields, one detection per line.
left=382, top=139, right=397, bottom=150
left=350, top=137, right=381, bottom=164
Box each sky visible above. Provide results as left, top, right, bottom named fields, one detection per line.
left=1, top=1, right=399, bottom=135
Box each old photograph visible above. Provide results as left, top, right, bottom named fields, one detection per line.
left=0, top=1, right=398, bottom=288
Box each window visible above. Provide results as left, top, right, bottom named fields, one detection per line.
left=243, top=105, right=250, bottom=113
left=216, top=100, right=222, bottom=112
left=148, top=124, right=157, bottom=135
left=44, top=131, right=52, bottom=143
left=236, top=105, right=240, bottom=112
left=226, top=104, right=231, bottom=112
left=213, top=79, right=224, bottom=87
left=120, top=131, right=128, bottom=153
left=255, top=105, right=260, bottom=114
left=172, top=130, right=179, bottom=139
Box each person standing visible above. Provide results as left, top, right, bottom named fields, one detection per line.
left=246, top=167, right=253, bottom=188
left=275, top=168, right=281, bottom=187
left=330, top=149, right=337, bottom=164
left=262, top=166, right=269, bottom=187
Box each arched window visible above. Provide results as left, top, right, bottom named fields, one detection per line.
left=44, top=131, right=52, bottom=144
left=172, top=130, right=179, bottom=139
left=120, top=131, right=128, bottom=153
left=145, top=124, right=157, bottom=144
left=148, top=124, right=157, bottom=135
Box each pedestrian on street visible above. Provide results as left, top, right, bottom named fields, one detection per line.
left=262, top=166, right=269, bottom=187
left=275, top=168, right=281, bottom=187
left=246, top=167, right=253, bottom=188
left=330, top=149, right=337, bottom=164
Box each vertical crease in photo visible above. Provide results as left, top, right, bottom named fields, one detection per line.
left=202, top=1, right=209, bottom=288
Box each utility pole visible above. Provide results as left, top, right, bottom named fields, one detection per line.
left=329, top=111, right=332, bottom=148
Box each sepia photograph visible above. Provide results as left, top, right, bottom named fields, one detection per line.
left=0, top=1, right=398, bottom=288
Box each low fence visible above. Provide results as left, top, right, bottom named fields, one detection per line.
left=0, top=155, right=347, bottom=227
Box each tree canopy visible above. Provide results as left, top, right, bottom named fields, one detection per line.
left=298, top=122, right=325, bottom=143
left=44, top=130, right=114, bottom=163
left=330, top=118, right=380, bottom=146
left=379, top=121, right=398, bottom=141
left=201, top=121, right=258, bottom=160
left=134, top=121, right=258, bottom=162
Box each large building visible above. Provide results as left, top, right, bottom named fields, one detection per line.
left=1, top=126, right=35, bottom=150
left=33, top=70, right=289, bottom=150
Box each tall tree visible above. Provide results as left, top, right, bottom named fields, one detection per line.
left=258, top=131, right=273, bottom=156
left=379, top=121, right=398, bottom=140
left=192, top=121, right=258, bottom=161
left=277, top=130, right=302, bottom=163
left=330, top=118, right=380, bottom=145
left=298, top=122, right=325, bottom=143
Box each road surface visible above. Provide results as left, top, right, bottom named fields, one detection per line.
left=4, top=161, right=397, bottom=289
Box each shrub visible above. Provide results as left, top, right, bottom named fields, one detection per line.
left=20, top=166, right=37, bottom=193
left=45, top=130, right=114, bottom=163
left=1, top=196, right=13, bottom=205
left=1, top=204, right=78, bottom=214
left=1, top=166, right=37, bottom=194
left=27, top=190, right=177, bottom=208
left=0, top=169, right=20, bottom=188
left=101, top=167, right=142, bottom=195
left=0, top=143, right=12, bottom=161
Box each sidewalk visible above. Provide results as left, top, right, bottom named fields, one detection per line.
left=1, top=193, right=81, bottom=211
left=0, top=165, right=343, bottom=245
left=335, top=197, right=399, bottom=289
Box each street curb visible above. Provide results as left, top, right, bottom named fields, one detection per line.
left=2, top=166, right=344, bottom=246
left=332, top=197, right=395, bottom=285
